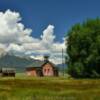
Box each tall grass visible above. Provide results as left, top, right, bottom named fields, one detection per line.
left=0, top=76, right=100, bottom=100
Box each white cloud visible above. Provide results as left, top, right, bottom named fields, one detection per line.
left=41, top=25, right=55, bottom=45
left=0, top=9, right=33, bottom=44
left=0, top=10, right=66, bottom=64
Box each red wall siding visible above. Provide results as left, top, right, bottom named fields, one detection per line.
left=26, top=70, right=37, bottom=76
left=42, top=63, right=54, bottom=76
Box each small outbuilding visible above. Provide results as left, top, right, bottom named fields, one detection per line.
left=0, top=68, right=16, bottom=77
left=26, top=67, right=43, bottom=76
left=26, top=56, right=59, bottom=77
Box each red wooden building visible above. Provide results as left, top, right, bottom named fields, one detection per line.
left=0, top=68, right=15, bottom=77
left=26, top=56, right=58, bottom=77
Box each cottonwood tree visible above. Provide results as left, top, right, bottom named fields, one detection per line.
left=66, top=18, right=100, bottom=78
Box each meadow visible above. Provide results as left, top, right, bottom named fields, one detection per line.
left=0, top=75, right=100, bottom=100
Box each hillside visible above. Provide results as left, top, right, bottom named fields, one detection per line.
left=0, top=54, right=65, bottom=72
left=0, top=54, right=43, bottom=72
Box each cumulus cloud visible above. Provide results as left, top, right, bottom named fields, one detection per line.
left=41, top=25, right=55, bottom=45
left=0, top=9, right=40, bottom=45
left=0, top=10, right=66, bottom=64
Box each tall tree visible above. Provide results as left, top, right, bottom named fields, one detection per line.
left=66, top=18, right=100, bottom=78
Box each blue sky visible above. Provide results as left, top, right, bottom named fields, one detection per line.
left=0, top=0, right=100, bottom=42
left=0, top=0, right=100, bottom=64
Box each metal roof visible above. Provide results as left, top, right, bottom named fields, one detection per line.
left=27, top=60, right=56, bottom=68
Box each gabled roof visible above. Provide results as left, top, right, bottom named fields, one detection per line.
left=26, top=67, right=41, bottom=71
left=27, top=61, right=44, bottom=68
left=1, top=68, right=15, bottom=73
left=42, top=61, right=58, bottom=70
left=41, top=61, right=55, bottom=67
left=26, top=60, right=58, bottom=70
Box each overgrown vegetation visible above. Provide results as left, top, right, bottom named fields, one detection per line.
left=66, top=18, right=100, bottom=78
left=0, top=77, right=100, bottom=100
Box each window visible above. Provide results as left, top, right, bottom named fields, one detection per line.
left=44, top=69, right=46, bottom=73
left=47, top=69, right=50, bottom=73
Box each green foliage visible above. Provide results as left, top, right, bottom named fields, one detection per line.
left=66, top=18, right=100, bottom=78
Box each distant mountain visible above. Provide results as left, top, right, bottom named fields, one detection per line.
left=57, top=63, right=67, bottom=71
left=0, top=54, right=43, bottom=72
left=0, top=53, right=65, bottom=72
left=57, top=63, right=67, bottom=68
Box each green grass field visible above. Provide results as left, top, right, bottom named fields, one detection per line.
left=0, top=76, right=100, bottom=100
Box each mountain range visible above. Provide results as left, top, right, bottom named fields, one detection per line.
left=0, top=54, right=42, bottom=72
left=0, top=54, right=66, bottom=72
